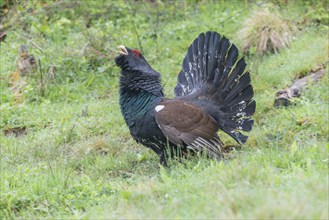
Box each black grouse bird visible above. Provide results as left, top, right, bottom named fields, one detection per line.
left=115, top=31, right=255, bottom=166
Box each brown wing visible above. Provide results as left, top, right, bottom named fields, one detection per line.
left=155, top=99, right=223, bottom=157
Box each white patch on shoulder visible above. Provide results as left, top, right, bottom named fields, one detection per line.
left=155, top=105, right=165, bottom=112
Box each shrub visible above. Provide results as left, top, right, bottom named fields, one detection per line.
left=238, top=7, right=296, bottom=55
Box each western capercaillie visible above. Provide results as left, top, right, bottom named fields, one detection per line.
left=115, top=31, right=255, bottom=166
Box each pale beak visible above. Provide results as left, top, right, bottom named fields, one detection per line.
left=118, top=45, right=128, bottom=55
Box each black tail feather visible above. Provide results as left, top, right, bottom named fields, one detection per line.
left=217, top=44, right=239, bottom=88
left=213, top=37, right=230, bottom=85
left=222, top=59, right=247, bottom=93
left=175, top=31, right=255, bottom=144
left=226, top=85, right=253, bottom=107
left=223, top=99, right=256, bottom=118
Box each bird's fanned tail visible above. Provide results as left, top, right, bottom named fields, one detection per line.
left=174, top=31, right=255, bottom=144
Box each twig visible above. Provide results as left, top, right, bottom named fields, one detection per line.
left=38, top=59, right=45, bottom=97
left=13, top=31, right=57, bottom=65
left=124, top=0, right=144, bottom=53
left=155, top=5, right=160, bottom=58
left=274, top=66, right=326, bottom=107
left=131, top=20, right=144, bottom=54
left=89, top=47, right=114, bottom=60
left=217, top=2, right=264, bottom=26
left=20, top=33, right=45, bottom=54
left=78, top=42, right=89, bottom=57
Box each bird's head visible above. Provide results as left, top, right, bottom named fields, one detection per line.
left=115, top=45, right=163, bottom=96
left=115, top=45, right=155, bottom=74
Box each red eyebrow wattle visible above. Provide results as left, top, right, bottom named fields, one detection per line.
left=132, top=50, right=140, bottom=58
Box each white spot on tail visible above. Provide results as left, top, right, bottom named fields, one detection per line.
left=155, top=105, right=165, bottom=112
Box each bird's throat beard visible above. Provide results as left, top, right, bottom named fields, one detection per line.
left=119, top=70, right=164, bottom=97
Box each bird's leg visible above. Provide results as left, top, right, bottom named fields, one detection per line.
left=159, top=152, right=167, bottom=167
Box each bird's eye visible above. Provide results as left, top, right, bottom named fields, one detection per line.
left=132, top=50, right=141, bottom=58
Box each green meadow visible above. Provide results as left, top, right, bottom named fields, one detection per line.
left=1, top=1, right=328, bottom=219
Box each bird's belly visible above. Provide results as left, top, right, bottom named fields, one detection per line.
left=137, top=117, right=165, bottom=144
left=133, top=111, right=168, bottom=152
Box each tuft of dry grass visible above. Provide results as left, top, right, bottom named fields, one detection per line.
left=238, top=7, right=296, bottom=55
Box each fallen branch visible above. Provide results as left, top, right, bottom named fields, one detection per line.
left=274, top=66, right=326, bottom=107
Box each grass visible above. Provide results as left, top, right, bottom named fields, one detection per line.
left=1, top=0, right=329, bottom=219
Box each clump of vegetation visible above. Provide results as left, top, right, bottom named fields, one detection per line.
left=238, top=7, right=296, bottom=55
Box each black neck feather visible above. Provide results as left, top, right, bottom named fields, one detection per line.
left=119, top=71, right=164, bottom=126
